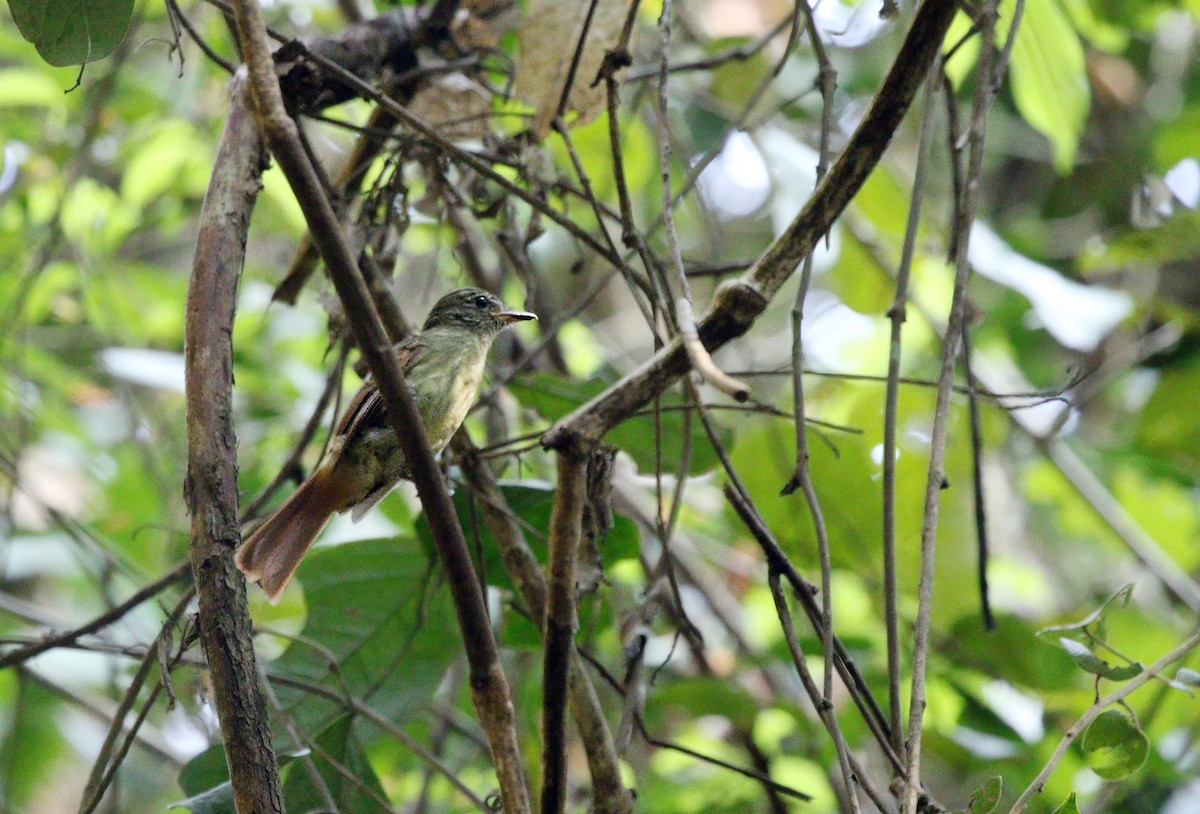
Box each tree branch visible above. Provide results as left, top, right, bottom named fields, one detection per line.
left=541, top=0, right=959, bottom=456
left=0, top=562, right=190, bottom=670
left=184, top=72, right=285, bottom=814
left=1008, top=628, right=1200, bottom=814
left=228, top=1, right=530, bottom=810
left=541, top=452, right=587, bottom=814
left=456, top=438, right=634, bottom=814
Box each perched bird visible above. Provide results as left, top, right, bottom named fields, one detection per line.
left=236, top=288, right=536, bottom=602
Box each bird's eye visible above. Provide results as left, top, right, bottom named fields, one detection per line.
left=473, top=295, right=490, bottom=308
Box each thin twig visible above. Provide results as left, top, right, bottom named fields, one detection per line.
left=881, top=62, right=941, bottom=758
left=901, top=3, right=999, bottom=810
left=961, top=326, right=994, bottom=630
left=1008, top=628, right=1200, bottom=814
left=78, top=591, right=192, bottom=813
left=0, top=563, right=190, bottom=670
left=542, top=0, right=961, bottom=455
left=656, top=0, right=749, bottom=402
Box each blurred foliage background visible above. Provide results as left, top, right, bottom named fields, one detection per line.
left=1, top=0, right=1200, bottom=812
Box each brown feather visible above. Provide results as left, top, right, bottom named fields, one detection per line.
left=235, top=466, right=350, bottom=604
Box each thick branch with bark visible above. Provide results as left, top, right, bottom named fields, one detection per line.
left=456, top=438, right=634, bottom=814
left=184, top=73, right=284, bottom=814
left=229, top=1, right=530, bottom=811
left=541, top=451, right=586, bottom=814
left=541, top=0, right=959, bottom=456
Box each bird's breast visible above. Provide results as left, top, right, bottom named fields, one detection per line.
left=417, top=339, right=489, bottom=452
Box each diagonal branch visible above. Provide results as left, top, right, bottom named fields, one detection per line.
left=0, top=562, right=190, bottom=670
left=228, top=2, right=530, bottom=811
left=541, top=0, right=960, bottom=456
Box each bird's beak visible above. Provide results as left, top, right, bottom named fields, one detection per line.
left=493, top=309, right=538, bottom=323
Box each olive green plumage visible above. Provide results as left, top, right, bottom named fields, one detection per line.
left=236, top=288, right=535, bottom=602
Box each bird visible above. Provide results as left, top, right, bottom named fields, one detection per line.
left=236, top=287, right=536, bottom=603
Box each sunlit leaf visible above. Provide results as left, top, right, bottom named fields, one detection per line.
left=1051, top=792, right=1081, bottom=814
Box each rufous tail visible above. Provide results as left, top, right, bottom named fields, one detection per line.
left=235, top=469, right=342, bottom=604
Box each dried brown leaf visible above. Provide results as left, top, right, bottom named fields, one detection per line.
left=515, top=0, right=632, bottom=138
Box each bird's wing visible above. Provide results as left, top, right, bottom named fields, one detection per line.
left=333, top=335, right=427, bottom=445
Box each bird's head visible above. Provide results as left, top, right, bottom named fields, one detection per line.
left=421, top=288, right=537, bottom=336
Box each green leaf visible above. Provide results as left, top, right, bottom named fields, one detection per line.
left=282, top=715, right=391, bottom=814
left=1055, top=638, right=1142, bottom=681
left=0, top=68, right=68, bottom=109
left=1081, top=708, right=1150, bottom=780
left=647, top=677, right=761, bottom=732
left=1051, top=792, right=1081, bottom=814
left=267, top=535, right=461, bottom=737
left=968, top=776, right=1002, bottom=814
left=1079, top=211, right=1200, bottom=274
left=418, top=480, right=641, bottom=595
left=1037, top=584, right=1134, bottom=639
left=1103, top=662, right=1144, bottom=682
left=7, top=0, right=134, bottom=66
left=1055, top=638, right=1107, bottom=674
left=1007, top=0, right=1090, bottom=173
left=510, top=372, right=728, bottom=475
left=942, top=0, right=1090, bottom=172
left=169, top=782, right=234, bottom=814
left=174, top=717, right=390, bottom=814
left=178, top=745, right=231, bottom=797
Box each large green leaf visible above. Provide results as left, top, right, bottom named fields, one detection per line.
left=282, top=714, right=391, bottom=814
left=267, top=535, right=460, bottom=737
left=511, top=372, right=729, bottom=475
left=174, top=716, right=390, bottom=814
left=7, top=0, right=134, bottom=66
left=943, top=0, right=1090, bottom=173
left=1007, top=0, right=1090, bottom=173
left=418, top=479, right=640, bottom=595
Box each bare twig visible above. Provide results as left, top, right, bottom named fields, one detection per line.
left=1008, top=628, right=1200, bottom=814
left=78, top=591, right=192, bottom=813
left=456, top=436, right=633, bottom=814
left=773, top=2, right=859, bottom=807
left=902, top=4, right=1000, bottom=811
left=0, top=563, right=190, bottom=670
left=542, top=0, right=961, bottom=456
left=656, top=0, right=749, bottom=402
left=882, top=63, right=941, bottom=758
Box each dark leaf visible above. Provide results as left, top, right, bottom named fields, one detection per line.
left=7, top=0, right=134, bottom=66
left=510, top=373, right=727, bottom=475
left=268, top=535, right=460, bottom=738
